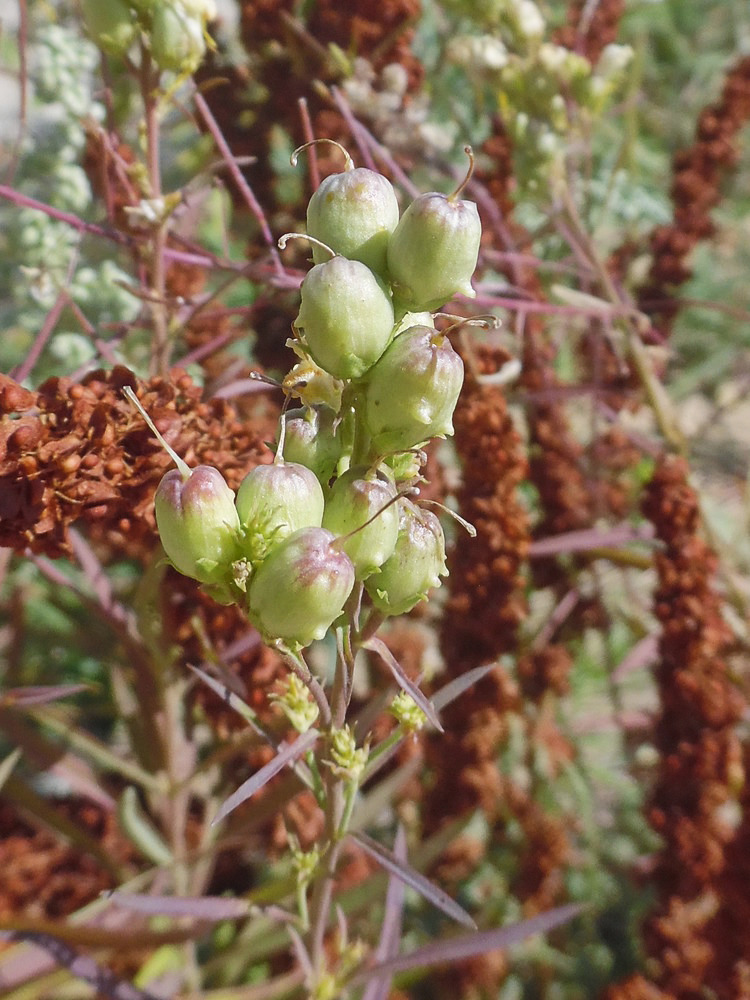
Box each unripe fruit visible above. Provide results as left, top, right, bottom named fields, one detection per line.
left=155, top=466, right=240, bottom=585
left=322, top=469, right=399, bottom=580
left=386, top=190, right=481, bottom=312
left=365, top=501, right=447, bottom=616
left=248, top=527, right=355, bottom=648
left=364, top=325, right=464, bottom=454
left=278, top=407, right=341, bottom=485
left=81, top=0, right=137, bottom=56
left=180, top=0, right=217, bottom=18
left=236, top=461, right=325, bottom=565
left=295, top=256, right=394, bottom=380
left=151, top=1, right=206, bottom=73
left=307, top=168, right=400, bottom=278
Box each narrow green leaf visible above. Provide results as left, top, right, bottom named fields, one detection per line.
left=352, top=832, right=476, bottom=929
left=351, top=904, right=583, bottom=984
left=213, top=729, right=319, bottom=826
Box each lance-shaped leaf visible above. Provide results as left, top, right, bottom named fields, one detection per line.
left=363, top=637, right=442, bottom=732
left=528, top=522, right=654, bottom=557
left=361, top=825, right=407, bottom=1000
left=213, top=729, right=319, bottom=826
left=118, top=787, right=172, bottom=868
left=7, top=929, right=164, bottom=1000
left=110, top=893, right=251, bottom=921
left=351, top=904, right=583, bottom=986
left=0, top=684, right=93, bottom=707
left=362, top=665, right=503, bottom=785
left=352, top=831, right=474, bottom=929
left=0, top=747, right=22, bottom=792
left=432, top=662, right=503, bottom=711
left=190, top=663, right=317, bottom=789
left=188, top=664, right=266, bottom=735
left=0, top=916, right=203, bottom=948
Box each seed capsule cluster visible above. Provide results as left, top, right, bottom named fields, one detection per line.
left=153, top=148, right=482, bottom=649
left=81, top=0, right=215, bottom=72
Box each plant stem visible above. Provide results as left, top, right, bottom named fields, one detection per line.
left=556, top=177, right=685, bottom=452
left=140, top=45, right=170, bottom=376
left=282, top=648, right=332, bottom=728
left=306, top=639, right=350, bottom=980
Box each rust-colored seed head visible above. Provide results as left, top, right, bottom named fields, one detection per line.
left=0, top=367, right=276, bottom=560
left=606, top=455, right=744, bottom=998
left=638, top=56, right=750, bottom=336
left=554, top=0, right=626, bottom=63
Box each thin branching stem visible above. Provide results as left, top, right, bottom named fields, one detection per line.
left=140, top=46, right=170, bottom=376
left=193, top=90, right=285, bottom=278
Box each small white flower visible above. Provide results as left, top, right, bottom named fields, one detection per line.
left=515, top=0, right=545, bottom=39
left=598, top=43, right=634, bottom=78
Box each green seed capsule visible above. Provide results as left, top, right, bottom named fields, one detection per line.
left=81, top=0, right=137, bottom=56
left=150, top=1, right=206, bottom=73
left=155, top=465, right=240, bottom=585
left=295, top=256, right=395, bottom=380
left=236, top=461, right=325, bottom=565
left=307, top=168, right=400, bottom=279
left=322, top=469, right=399, bottom=580
left=248, top=527, right=355, bottom=648
left=386, top=191, right=481, bottom=312
left=364, top=325, right=464, bottom=454
left=365, top=500, right=447, bottom=616
left=278, top=407, right=341, bottom=485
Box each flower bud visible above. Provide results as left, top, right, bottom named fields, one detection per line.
left=248, top=527, right=355, bottom=648
left=278, top=407, right=341, bottom=485
left=236, top=461, right=325, bottom=565
left=390, top=690, right=427, bottom=734
left=270, top=674, right=319, bottom=733
left=155, top=466, right=240, bottom=585
left=295, top=256, right=394, bottom=380
left=322, top=469, right=399, bottom=580
left=384, top=449, right=425, bottom=484
left=386, top=190, right=481, bottom=312
left=81, top=0, right=137, bottom=56
left=364, top=325, right=464, bottom=454
left=150, top=1, right=206, bottom=74
left=365, top=500, right=447, bottom=616
left=325, top=724, right=368, bottom=781
left=307, top=168, right=400, bottom=278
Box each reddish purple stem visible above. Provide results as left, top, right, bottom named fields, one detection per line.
left=193, top=91, right=284, bottom=277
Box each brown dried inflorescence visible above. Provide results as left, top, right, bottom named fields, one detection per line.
left=554, top=0, right=626, bottom=63
left=440, top=347, right=530, bottom=668
left=506, top=784, right=572, bottom=913
left=0, top=367, right=276, bottom=560
left=424, top=349, right=529, bottom=827
left=522, top=324, right=595, bottom=550
left=199, top=0, right=422, bottom=215
left=517, top=644, right=573, bottom=702
left=0, top=801, right=134, bottom=919
left=421, top=349, right=530, bottom=995
left=83, top=128, right=140, bottom=233
left=589, top=426, right=644, bottom=519
left=608, top=455, right=743, bottom=998
left=703, top=742, right=750, bottom=997
left=637, top=56, right=750, bottom=336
